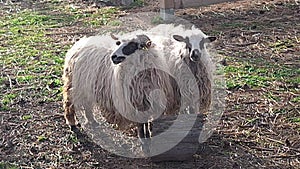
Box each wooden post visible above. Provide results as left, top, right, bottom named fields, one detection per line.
left=121, top=0, right=133, bottom=6
left=160, top=0, right=175, bottom=20
left=160, top=0, right=175, bottom=8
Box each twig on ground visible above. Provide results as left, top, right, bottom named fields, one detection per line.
left=6, top=74, right=12, bottom=89
left=265, top=137, right=285, bottom=145
left=11, top=86, right=36, bottom=91
left=251, top=146, right=275, bottom=152
left=227, top=41, right=258, bottom=47
left=267, top=153, right=300, bottom=159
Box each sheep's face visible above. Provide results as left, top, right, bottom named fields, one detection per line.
left=110, top=35, right=152, bottom=65
left=173, top=34, right=216, bottom=62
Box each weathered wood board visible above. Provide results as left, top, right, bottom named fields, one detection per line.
left=161, top=0, right=238, bottom=9
left=148, top=114, right=205, bottom=162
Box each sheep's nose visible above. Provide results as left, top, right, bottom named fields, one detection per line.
left=112, top=55, right=126, bottom=64
left=190, top=49, right=201, bottom=62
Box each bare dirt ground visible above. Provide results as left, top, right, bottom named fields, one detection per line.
left=0, top=0, right=299, bottom=168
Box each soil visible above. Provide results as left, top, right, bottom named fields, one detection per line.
left=0, top=0, right=299, bottom=168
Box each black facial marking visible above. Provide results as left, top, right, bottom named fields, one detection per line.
left=116, top=41, right=121, bottom=46
left=112, top=55, right=126, bottom=64
left=173, top=35, right=195, bottom=54
left=122, top=42, right=139, bottom=55
left=200, top=39, right=205, bottom=50
left=191, top=49, right=201, bottom=62
left=186, top=42, right=192, bottom=52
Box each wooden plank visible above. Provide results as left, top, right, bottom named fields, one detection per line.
left=176, top=0, right=237, bottom=8
left=149, top=114, right=205, bottom=162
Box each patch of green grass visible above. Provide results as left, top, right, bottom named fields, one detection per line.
left=37, top=135, right=47, bottom=142
left=0, top=11, right=59, bottom=69
left=0, top=162, right=18, bottom=169
left=17, top=75, right=35, bottom=83
left=269, top=39, right=296, bottom=53
left=130, top=0, right=145, bottom=7
left=224, top=57, right=299, bottom=90
left=291, top=96, right=300, bottom=103
left=151, top=16, right=164, bottom=25
left=9, top=12, right=54, bottom=26
left=0, top=78, right=5, bottom=85
left=0, top=106, right=10, bottom=111
left=246, top=117, right=259, bottom=123
left=69, top=134, right=79, bottom=144
left=22, top=114, right=32, bottom=120
left=82, top=7, right=120, bottom=27
left=290, top=117, right=300, bottom=123
left=108, top=20, right=122, bottom=26
left=0, top=3, right=122, bottom=111
left=2, top=94, right=17, bottom=105
left=265, top=92, right=280, bottom=102
left=224, top=64, right=269, bottom=89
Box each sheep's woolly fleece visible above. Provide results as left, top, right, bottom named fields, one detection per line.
left=63, top=24, right=214, bottom=133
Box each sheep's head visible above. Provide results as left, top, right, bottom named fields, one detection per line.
left=173, top=34, right=216, bottom=62
left=110, top=34, right=152, bottom=65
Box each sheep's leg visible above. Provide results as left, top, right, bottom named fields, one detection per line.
left=83, top=103, right=98, bottom=127
left=137, top=122, right=152, bottom=139
left=145, top=122, right=152, bottom=138
left=63, top=98, right=77, bottom=128
left=137, top=122, right=152, bottom=155
left=62, top=68, right=78, bottom=130
left=137, top=123, right=146, bottom=139
left=63, top=100, right=76, bottom=125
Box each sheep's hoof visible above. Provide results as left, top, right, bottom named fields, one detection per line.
left=70, top=125, right=77, bottom=131
left=137, top=123, right=151, bottom=155
left=140, top=138, right=151, bottom=155
left=70, top=123, right=81, bottom=133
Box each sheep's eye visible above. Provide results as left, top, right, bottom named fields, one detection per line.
left=146, top=41, right=152, bottom=47
left=116, top=41, right=121, bottom=46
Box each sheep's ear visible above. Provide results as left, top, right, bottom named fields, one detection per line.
left=200, top=36, right=217, bottom=49
left=136, top=34, right=152, bottom=49
left=173, top=35, right=186, bottom=42
left=205, top=36, right=217, bottom=43
left=110, top=33, right=119, bottom=40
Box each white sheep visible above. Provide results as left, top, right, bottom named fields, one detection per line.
left=62, top=25, right=216, bottom=139
left=62, top=34, right=117, bottom=130
left=147, top=24, right=216, bottom=114
left=63, top=32, right=181, bottom=138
